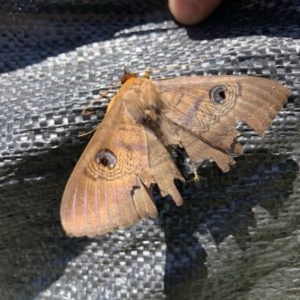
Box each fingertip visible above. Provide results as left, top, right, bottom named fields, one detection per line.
left=168, top=0, right=222, bottom=26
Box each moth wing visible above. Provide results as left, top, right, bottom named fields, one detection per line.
left=60, top=99, right=158, bottom=237
left=154, top=76, right=289, bottom=172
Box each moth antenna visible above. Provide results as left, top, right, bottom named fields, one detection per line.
left=142, top=63, right=152, bottom=79
left=82, top=101, right=99, bottom=115
left=123, top=65, right=127, bottom=73
left=77, top=127, right=97, bottom=138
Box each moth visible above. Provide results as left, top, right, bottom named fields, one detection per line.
left=60, top=71, right=289, bottom=237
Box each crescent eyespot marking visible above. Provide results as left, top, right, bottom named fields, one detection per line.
left=85, top=149, right=141, bottom=181
left=210, top=85, right=227, bottom=104
left=96, top=149, right=117, bottom=169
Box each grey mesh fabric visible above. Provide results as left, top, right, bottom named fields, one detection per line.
left=0, top=0, right=299, bottom=299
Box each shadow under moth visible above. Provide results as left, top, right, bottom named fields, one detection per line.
left=60, top=71, right=290, bottom=237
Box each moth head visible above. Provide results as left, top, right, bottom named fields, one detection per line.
left=120, top=68, right=138, bottom=84
left=96, top=149, right=117, bottom=169
left=210, top=85, right=227, bottom=104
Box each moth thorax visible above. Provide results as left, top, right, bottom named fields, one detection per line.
left=96, top=149, right=117, bottom=169
left=144, top=108, right=158, bottom=121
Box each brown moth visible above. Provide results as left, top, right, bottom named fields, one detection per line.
left=60, top=71, right=289, bottom=237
